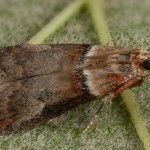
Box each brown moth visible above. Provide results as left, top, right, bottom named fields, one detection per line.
left=0, top=44, right=150, bottom=134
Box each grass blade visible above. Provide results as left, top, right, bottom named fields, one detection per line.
left=28, top=0, right=85, bottom=44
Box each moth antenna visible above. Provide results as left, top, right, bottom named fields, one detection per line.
left=62, top=50, right=102, bottom=59
left=79, top=60, right=132, bottom=71
left=63, top=48, right=138, bottom=60
left=82, top=48, right=138, bottom=60
left=83, top=100, right=105, bottom=133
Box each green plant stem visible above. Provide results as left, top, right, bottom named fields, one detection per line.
left=122, top=90, right=150, bottom=149
left=86, top=0, right=150, bottom=149
left=85, top=0, right=113, bottom=46
left=28, top=0, right=85, bottom=44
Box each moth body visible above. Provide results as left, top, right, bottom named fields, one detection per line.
left=0, top=44, right=149, bottom=134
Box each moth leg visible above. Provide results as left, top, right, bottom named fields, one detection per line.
left=83, top=90, right=118, bottom=133
left=83, top=76, right=142, bottom=133
left=102, top=70, right=143, bottom=102
left=46, top=119, right=53, bottom=124
left=83, top=100, right=105, bottom=133
left=83, top=93, right=114, bottom=133
left=113, top=76, right=142, bottom=96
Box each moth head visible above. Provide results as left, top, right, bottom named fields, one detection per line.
left=140, top=49, right=150, bottom=70
left=141, top=59, right=150, bottom=70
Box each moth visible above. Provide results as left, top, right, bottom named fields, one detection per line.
left=0, top=44, right=150, bottom=134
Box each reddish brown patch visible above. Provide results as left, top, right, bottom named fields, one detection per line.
left=0, top=115, right=20, bottom=129
left=100, top=73, right=126, bottom=95
left=70, top=72, right=82, bottom=95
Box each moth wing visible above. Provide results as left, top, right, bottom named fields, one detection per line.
left=0, top=44, right=92, bottom=133
left=0, top=44, right=138, bottom=133
left=0, top=71, right=89, bottom=134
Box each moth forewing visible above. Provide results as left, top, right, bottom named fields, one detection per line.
left=0, top=44, right=149, bottom=134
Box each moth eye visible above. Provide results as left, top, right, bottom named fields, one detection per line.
left=141, top=59, right=150, bottom=70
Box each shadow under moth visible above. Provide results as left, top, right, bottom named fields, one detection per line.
left=0, top=44, right=150, bottom=134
